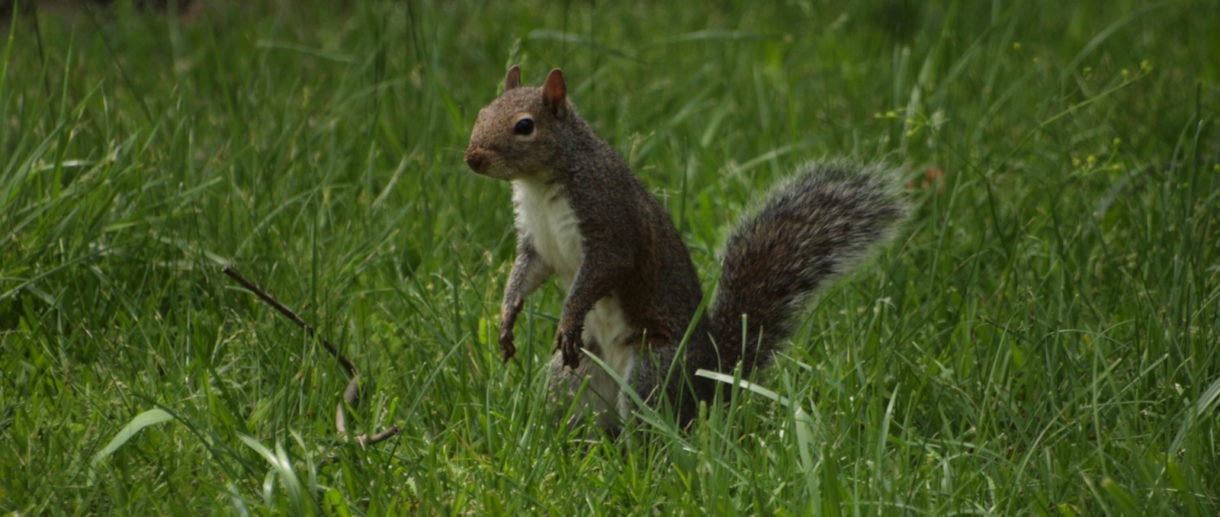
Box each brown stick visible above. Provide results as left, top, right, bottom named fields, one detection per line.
left=223, top=266, right=400, bottom=446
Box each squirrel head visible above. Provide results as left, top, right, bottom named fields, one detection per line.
left=465, top=66, right=574, bottom=181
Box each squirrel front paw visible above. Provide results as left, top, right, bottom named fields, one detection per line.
left=555, top=327, right=583, bottom=368
left=497, top=327, right=516, bottom=363
left=498, top=297, right=525, bottom=363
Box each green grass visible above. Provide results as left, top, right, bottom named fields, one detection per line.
left=2, top=0, right=1218, bottom=514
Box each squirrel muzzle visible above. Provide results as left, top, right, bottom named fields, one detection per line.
left=464, top=148, right=489, bottom=175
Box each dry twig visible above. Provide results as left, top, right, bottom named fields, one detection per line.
left=223, top=265, right=400, bottom=446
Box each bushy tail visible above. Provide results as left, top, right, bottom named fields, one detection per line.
left=705, top=161, right=907, bottom=374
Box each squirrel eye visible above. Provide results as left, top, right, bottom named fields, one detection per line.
left=513, top=117, right=535, bottom=136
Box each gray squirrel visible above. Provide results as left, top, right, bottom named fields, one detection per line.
left=465, top=66, right=906, bottom=431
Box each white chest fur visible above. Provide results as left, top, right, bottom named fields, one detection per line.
left=511, top=179, right=638, bottom=393
left=512, top=180, right=583, bottom=284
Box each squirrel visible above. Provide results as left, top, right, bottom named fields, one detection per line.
left=464, top=66, right=906, bottom=431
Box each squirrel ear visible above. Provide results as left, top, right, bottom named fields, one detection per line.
left=504, top=66, right=522, bottom=91
left=543, top=68, right=567, bottom=117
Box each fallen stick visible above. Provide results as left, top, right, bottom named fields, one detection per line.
left=223, top=265, right=400, bottom=446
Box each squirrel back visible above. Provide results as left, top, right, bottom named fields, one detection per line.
left=466, top=67, right=906, bottom=431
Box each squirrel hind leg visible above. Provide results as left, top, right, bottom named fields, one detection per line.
left=546, top=350, right=630, bottom=433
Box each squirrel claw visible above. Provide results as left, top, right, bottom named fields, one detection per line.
left=555, top=330, right=582, bottom=368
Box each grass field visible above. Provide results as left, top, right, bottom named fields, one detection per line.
left=2, top=0, right=1218, bottom=514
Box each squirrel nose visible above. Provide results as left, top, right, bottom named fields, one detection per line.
left=465, top=150, right=487, bottom=173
